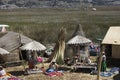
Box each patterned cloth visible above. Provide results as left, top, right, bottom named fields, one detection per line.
left=45, top=68, right=63, bottom=77
left=0, top=74, right=22, bottom=80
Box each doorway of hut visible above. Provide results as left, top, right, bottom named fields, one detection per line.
left=19, top=50, right=27, bottom=61
left=0, top=54, right=6, bottom=64
left=105, top=44, right=112, bottom=58
left=105, top=44, right=112, bottom=66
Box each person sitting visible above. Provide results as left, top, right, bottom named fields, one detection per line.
left=73, top=55, right=79, bottom=65
left=64, top=57, right=71, bottom=66
left=0, top=66, right=6, bottom=77
left=28, top=58, right=36, bottom=69
left=46, top=60, right=58, bottom=73
left=85, top=57, right=92, bottom=64
left=87, top=57, right=92, bottom=64
left=49, top=61, right=58, bottom=71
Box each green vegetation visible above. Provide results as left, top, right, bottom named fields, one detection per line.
left=0, top=8, right=120, bottom=44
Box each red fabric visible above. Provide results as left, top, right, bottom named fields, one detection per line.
left=48, top=72, right=63, bottom=77
left=28, top=61, right=34, bottom=69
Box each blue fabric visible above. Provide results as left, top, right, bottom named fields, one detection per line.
left=110, top=67, right=119, bottom=73
left=46, top=68, right=55, bottom=73
left=100, top=72, right=112, bottom=77
left=110, top=67, right=119, bottom=74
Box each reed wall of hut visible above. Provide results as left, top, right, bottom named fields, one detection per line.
left=6, top=49, right=20, bottom=62
left=0, top=54, right=7, bottom=64
left=0, top=49, right=20, bottom=64
left=65, top=45, right=74, bottom=59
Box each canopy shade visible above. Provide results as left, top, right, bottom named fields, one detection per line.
left=67, top=35, right=91, bottom=45
left=20, top=41, right=46, bottom=51
left=0, top=48, right=9, bottom=54
left=0, top=25, right=9, bottom=27
left=102, top=27, right=120, bottom=45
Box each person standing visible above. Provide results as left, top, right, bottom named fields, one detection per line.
left=101, top=51, right=107, bottom=72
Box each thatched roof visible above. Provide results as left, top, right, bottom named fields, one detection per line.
left=0, top=31, right=33, bottom=52
left=67, top=35, right=91, bottom=45
left=20, top=34, right=33, bottom=44
left=72, top=24, right=85, bottom=37
left=20, top=41, right=46, bottom=51
left=102, top=27, right=120, bottom=45
left=0, top=48, right=9, bottom=55
left=67, top=24, right=91, bottom=45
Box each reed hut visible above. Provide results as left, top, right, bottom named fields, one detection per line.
left=20, top=41, right=46, bottom=69
left=0, top=31, right=33, bottom=64
left=67, top=24, right=91, bottom=61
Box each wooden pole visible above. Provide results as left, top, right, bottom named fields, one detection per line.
left=78, top=45, right=79, bottom=54
left=78, top=45, right=80, bottom=61
left=18, top=33, right=26, bottom=71
left=97, top=45, right=103, bottom=80
left=19, top=49, right=26, bottom=71
left=97, top=52, right=102, bottom=80
left=42, top=60, right=44, bottom=68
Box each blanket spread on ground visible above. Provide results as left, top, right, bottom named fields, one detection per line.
left=0, top=74, right=22, bottom=80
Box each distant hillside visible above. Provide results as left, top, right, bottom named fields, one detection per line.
left=93, top=0, right=120, bottom=6
left=0, top=0, right=120, bottom=9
